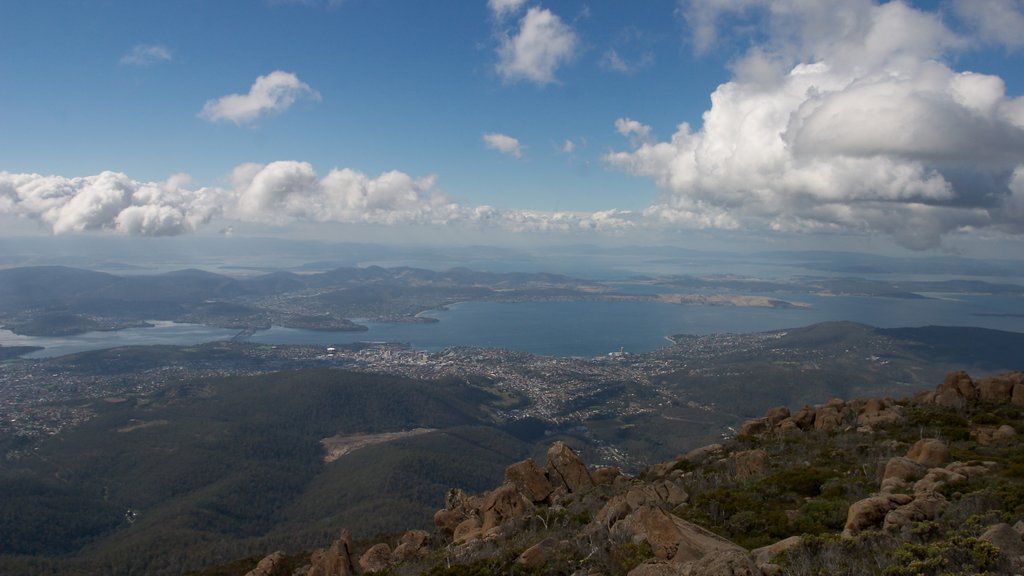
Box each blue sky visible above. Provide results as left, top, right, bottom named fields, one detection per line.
left=2, top=0, right=1024, bottom=256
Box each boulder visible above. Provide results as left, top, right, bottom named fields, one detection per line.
left=452, top=517, right=482, bottom=544
left=517, top=537, right=557, bottom=569
left=944, top=371, right=978, bottom=400
left=980, top=523, right=1024, bottom=568
left=842, top=494, right=913, bottom=537
left=627, top=560, right=682, bottom=576
left=752, top=536, right=803, bottom=566
left=481, top=483, right=534, bottom=534
left=883, top=492, right=947, bottom=531
left=683, top=548, right=759, bottom=576
left=609, top=505, right=745, bottom=563
left=994, top=425, right=1017, bottom=444
left=907, top=439, right=949, bottom=468
left=857, top=404, right=904, bottom=428
left=308, top=530, right=357, bottom=576
left=791, top=405, right=816, bottom=430
left=947, top=461, right=996, bottom=479
left=358, top=543, right=392, bottom=573
left=546, top=442, right=594, bottom=494
left=777, top=419, right=801, bottom=436
left=392, top=529, right=430, bottom=562
left=978, top=375, right=1018, bottom=403
left=934, top=371, right=975, bottom=409
left=505, top=458, right=553, bottom=503
left=862, top=398, right=885, bottom=414
left=981, top=523, right=1024, bottom=553
left=913, top=468, right=967, bottom=494
left=765, top=406, right=791, bottom=426
left=733, top=449, right=769, bottom=480
left=244, top=551, right=287, bottom=576
left=658, top=480, right=689, bottom=507
left=433, top=508, right=463, bottom=534
left=882, top=457, right=926, bottom=483
left=623, top=480, right=689, bottom=510
left=683, top=444, right=723, bottom=465
left=814, top=401, right=849, bottom=432
left=595, top=494, right=633, bottom=529
left=738, top=418, right=768, bottom=436
left=1014, top=381, right=1024, bottom=408
left=593, top=466, right=622, bottom=486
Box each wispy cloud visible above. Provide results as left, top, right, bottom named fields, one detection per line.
left=496, top=7, right=578, bottom=85
left=199, top=71, right=320, bottom=125
left=483, top=132, right=524, bottom=159
left=953, top=0, right=1024, bottom=50
left=488, top=0, right=527, bottom=19
left=119, top=44, right=172, bottom=66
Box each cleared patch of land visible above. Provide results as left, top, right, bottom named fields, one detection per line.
left=116, top=419, right=169, bottom=433
left=320, top=428, right=435, bottom=463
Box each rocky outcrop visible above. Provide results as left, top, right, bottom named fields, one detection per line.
left=547, top=441, right=595, bottom=494
left=308, top=530, right=357, bottom=576
left=737, top=396, right=908, bottom=440
left=243, top=551, right=287, bottom=576
left=243, top=370, right=1024, bottom=576
left=436, top=441, right=596, bottom=547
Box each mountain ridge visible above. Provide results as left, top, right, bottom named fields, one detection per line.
left=226, top=370, right=1024, bottom=576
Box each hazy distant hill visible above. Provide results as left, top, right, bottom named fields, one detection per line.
left=0, top=265, right=608, bottom=336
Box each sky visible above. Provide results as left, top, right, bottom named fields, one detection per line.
left=2, top=0, right=1024, bottom=256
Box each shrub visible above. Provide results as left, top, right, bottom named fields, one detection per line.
left=884, top=536, right=1002, bottom=576
left=609, top=542, right=653, bottom=575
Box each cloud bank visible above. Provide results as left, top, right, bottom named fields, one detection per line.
left=200, top=71, right=320, bottom=124
left=0, top=164, right=641, bottom=237
left=606, top=0, right=1024, bottom=250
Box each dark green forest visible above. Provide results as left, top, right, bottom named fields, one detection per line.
left=0, top=369, right=530, bottom=575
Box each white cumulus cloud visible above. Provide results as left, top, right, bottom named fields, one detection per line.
left=0, top=171, right=216, bottom=236
left=496, top=7, right=578, bottom=85
left=120, top=44, right=172, bottom=66
left=606, top=0, right=1024, bottom=250
left=483, top=132, right=524, bottom=158
left=199, top=71, right=320, bottom=124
